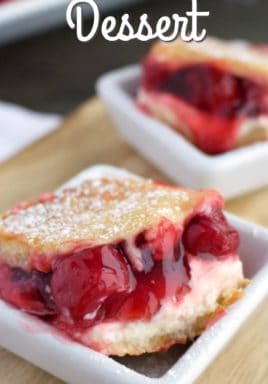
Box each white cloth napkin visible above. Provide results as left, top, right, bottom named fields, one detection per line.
left=0, top=101, right=62, bottom=163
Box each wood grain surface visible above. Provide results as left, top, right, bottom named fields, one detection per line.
left=0, top=98, right=267, bottom=384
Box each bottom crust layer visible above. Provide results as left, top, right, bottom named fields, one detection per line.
left=67, top=258, right=248, bottom=356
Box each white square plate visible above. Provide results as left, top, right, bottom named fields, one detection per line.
left=0, top=0, right=143, bottom=46
left=0, top=165, right=267, bottom=384
left=97, top=66, right=268, bottom=199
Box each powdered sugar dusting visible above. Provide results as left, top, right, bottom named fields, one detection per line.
left=153, top=37, right=268, bottom=80
left=0, top=177, right=208, bottom=259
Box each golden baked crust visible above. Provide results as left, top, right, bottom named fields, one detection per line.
left=83, top=280, right=249, bottom=356
left=150, top=37, right=268, bottom=83
left=0, top=177, right=222, bottom=270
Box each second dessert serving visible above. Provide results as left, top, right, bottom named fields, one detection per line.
left=138, top=37, right=268, bottom=154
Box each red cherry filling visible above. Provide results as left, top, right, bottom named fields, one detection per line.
left=0, top=212, right=239, bottom=332
left=141, top=59, right=268, bottom=154
left=142, top=60, right=268, bottom=119
left=102, top=247, right=189, bottom=322
left=0, top=264, right=55, bottom=316
left=139, top=218, right=182, bottom=261
left=51, top=245, right=134, bottom=326
left=183, top=208, right=239, bottom=257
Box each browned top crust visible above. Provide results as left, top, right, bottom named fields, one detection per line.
left=0, top=177, right=222, bottom=270
left=149, top=37, right=268, bottom=83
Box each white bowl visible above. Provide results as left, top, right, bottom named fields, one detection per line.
left=0, top=0, right=142, bottom=46
left=97, top=65, right=268, bottom=199
left=0, top=165, right=267, bottom=384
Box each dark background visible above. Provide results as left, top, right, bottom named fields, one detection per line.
left=0, top=0, right=267, bottom=114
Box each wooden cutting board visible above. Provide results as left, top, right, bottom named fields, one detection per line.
left=0, top=98, right=267, bottom=384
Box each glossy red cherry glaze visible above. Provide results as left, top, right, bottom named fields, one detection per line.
left=51, top=245, right=135, bottom=325
left=183, top=208, right=239, bottom=257
left=0, top=210, right=239, bottom=333
left=141, top=58, right=268, bottom=154
left=0, top=265, right=55, bottom=316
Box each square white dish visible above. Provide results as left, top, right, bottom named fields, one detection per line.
left=0, top=0, right=70, bottom=45
left=96, top=65, right=268, bottom=199
left=0, top=164, right=268, bottom=384
left=0, top=0, right=143, bottom=46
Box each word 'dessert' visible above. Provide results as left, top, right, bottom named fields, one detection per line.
left=66, top=0, right=210, bottom=43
